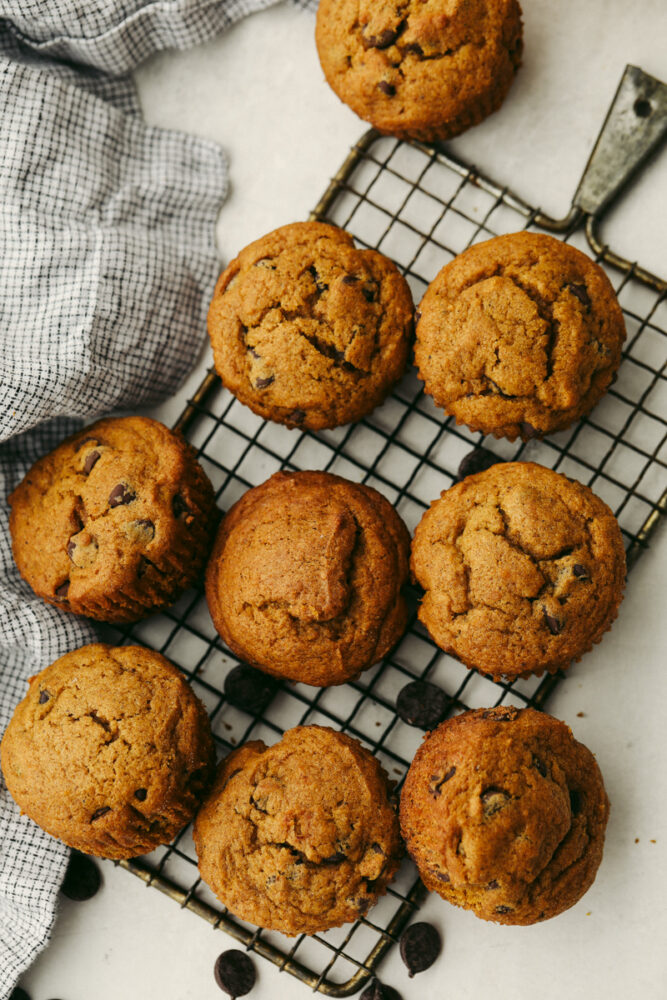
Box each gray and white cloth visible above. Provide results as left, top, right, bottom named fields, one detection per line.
left=0, top=1, right=315, bottom=995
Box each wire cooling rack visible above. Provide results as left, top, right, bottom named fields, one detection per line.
left=112, top=115, right=666, bottom=996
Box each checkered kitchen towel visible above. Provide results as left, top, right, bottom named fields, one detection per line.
left=0, top=1, right=316, bottom=995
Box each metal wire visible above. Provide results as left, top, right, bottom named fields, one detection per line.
left=112, top=129, right=666, bottom=997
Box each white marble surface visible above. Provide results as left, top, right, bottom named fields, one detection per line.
left=21, top=2, right=667, bottom=999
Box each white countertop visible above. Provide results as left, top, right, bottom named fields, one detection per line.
left=20, top=2, right=667, bottom=999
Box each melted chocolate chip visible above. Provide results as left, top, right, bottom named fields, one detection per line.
left=404, top=41, right=424, bottom=56
left=61, top=851, right=101, bottom=901
left=482, top=706, right=518, bottom=721
left=172, top=493, right=189, bottom=519
left=38, top=690, right=50, bottom=704
left=364, top=27, right=400, bottom=49
left=396, top=680, right=449, bottom=730
left=55, top=580, right=70, bottom=599
left=287, top=408, right=306, bottom=425
left=137, top=555, right=150, bottom=578
left=496, top=905, right=512, bottom=914
left=378, top=81, right=396, bottom=96
left=569, top=788, right=583, bottom=815
left=134, top=788, right=147, bottom=802
left=255, top=375, right=275, bottom=389
left=362, top=285, right=378, bottom=302
left=543, top=610, right=563, bottom=635
left=66, top=540, right=76, bottom=561
left=74, top=436, right=97, bottom=452
left=90, top=806, right=110, bottom=822
left=360, top=980, right=403, bottom=1000
left=457, top=446, right=503, bottom=481
left=434, top=871, right=450, bottom=883
left=108, top=483, right=136, bottom=507
left=371, top=842, right=384, bottom=855
left=213, top=949, right=256, bottom=998
left=399, top=921, right=442, bottom=978
left=573, top=564, right=589, bottom=579
left=519, top=421, right=541, bottom=440
left=342, top=274, right=359, bottom=285
left=533, top=755, right=548, bottom=778
left=224, top=663, right=278, bottom=715
left=429, top=766, right=456, bottom=798
left=307, top=264, right=328, bottom=294
left=566, top=283, right=591, bottom=308
left=134, top=519, right=155, bottom=542
left=83, top=449, right=101, bottom=474
left=487, top=879, right=500, bottom=889
left=247, top=346, right=261, bottom=360
left=321, top=851, right=346, bottom=866
left=481, top=787, right=510, bottom=816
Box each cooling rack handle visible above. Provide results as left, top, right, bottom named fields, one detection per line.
left=572, top=64, right=667, bottom=217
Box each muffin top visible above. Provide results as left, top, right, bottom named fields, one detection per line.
left=411, top=462, right=626, bottom=679
left=9, top=415, right=217, bottom=622
left=316, top=0, right=523, bottom=141
left=0, top=644, right=215, bottom=859
left=207, top=222, right=413, bottom=430
left=206, top=470, right=410, bottom=686
left=400, top=706, right=610, bottom=924
left=194, top=726, right=403, bottom=935
left=415, top=232, right=626, bottom=440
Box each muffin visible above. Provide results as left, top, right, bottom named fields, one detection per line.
left=205, top=470, right=410, bottom=686
left=194, top=726, right=403, bottom=935
left=415, top=232, right=626, bottom=440
left=207, top=221, right=413, bottom=430
left=411, top=462, right=626, bottom=680
left=9, top=416, right=218, bottom=622
left=315, top=0, right=523, bottom=142
left=400, top=706, right=610, bottom=924
left=0, top=644, right=215, bottom=859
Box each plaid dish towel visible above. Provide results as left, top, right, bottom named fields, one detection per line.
left=0, top=1, right=316, bottom=995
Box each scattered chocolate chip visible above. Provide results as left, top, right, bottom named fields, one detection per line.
left=255, top=375, right=275, bottom=389
left=496, top=905, right=512, bottom=914
left=481, top=787, right=510, bottom=817
left=54, top=580, right=69, bottom=599
left=378, top=81, right=396, bottom=96
left=533, top=755, right=548, bottom=778
left=429, top=766, right=456, bottom=797
left=482, top=706, right=518, bottom=721
left=134, top=788, right=147, bottom=802
left=404, top=41, right=424, bottom=56
left=61, top=851, right=101, bottom=901
left=287, top=408, right=305, bottom=425
left=214, top=949, right=256, bottom=998
left=566, top=283, right=591, bottom=308
left=224, top=663, right=278, bottom=715
left=342, top=274, right=359, bottom=285
left=396, top=680, right=449, bottom=729
left=543, top=610, right=563, bottom=635
left=569, top=789, right=583, bottom=815
left=172, top=493, right=189, bottom=519
left=399, top=921, right=442, bottom=977
left=9, top=988, right=31, bottom=1000
left=321, top=851, right=346, bottom=865
left=90, top=806, right=110, bottom=821
left=82, top=449, right=101, bottom=474
left=457, top=446, right=503, bottom=481
left=519, top=421, right=541, bottom=440
left=360, top=980, right=403, bottom=1000
left=108, top=483, right=136, bottom=507
left=573, top=564, right=589, bottom=579
left=487, top=879, right=500, bottom=890
left=38, top=690, right=50, bottom=704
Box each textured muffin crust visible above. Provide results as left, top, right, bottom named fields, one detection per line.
left=400, top=706, right=610, bottom=924
left=206, top=470, right=410, bottom=687
left=194, top=726, right=403, bottom=935
left=9, top=416, right=218, bottom=622
left=207, top=221, right=413, bottom=430
left=415, top=232, right=626, bottom=440
left=315, top=0, right=523, bottom=142
left=411, top=462, right=626, bottom=680
left=0, top=644, right=215, bottom=859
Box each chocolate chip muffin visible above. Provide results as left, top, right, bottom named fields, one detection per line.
left=9, top=416, right=218, bottom=622
left=411, top=462, right=625, bottom=680
left=315, top=0, right=523, bottom=142
left=415, top=232, right=626, bottom=440
left=205, top=470, right=410, bottom=687
left=0, top=644, right=215, bottom=859
left=400, top=706, right=610, bottom=924
left=207, top=221, right=413, bottom=430
left=194, top=726, right=403, bottom=935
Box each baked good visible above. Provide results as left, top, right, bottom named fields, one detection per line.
left=0, top=643, right=215, bottom=859
left=9, top=416, right=218, bottom=622
left=315, top=0, right=523, bottom=142
left=207, top=221, right=413, bottom=430
left=194, top=725, right=403, bottom=935
left=400, top=706, right=610, bottom=924
left=205, top=470, right=410, bottom=686
left=415, top=231, right=626, bottom=440
left=411, top=461, right=625, bottom=680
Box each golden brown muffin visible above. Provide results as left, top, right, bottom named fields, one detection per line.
left=9, top=416, right=218, bottom=622
left=205, top=470, right=410, bottom=687
left=0, top=644, right=215, bottom=859
left=400, top=706, right=610, bottom=924
left=315, top=0, right=523, bottom=142
left=207, top=221, right=413, bottom=430
left=194, top=726, right=403, bottom=935
left=415, top=232, right=626, bottom=440
left=411, top=462, right=626, bottom=680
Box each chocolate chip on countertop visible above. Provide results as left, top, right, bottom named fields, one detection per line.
left=399, top=921, right=442, bottom=977
left=360, top=980, right=403, bottom=1000
left=224, top=663, right=278, bottom=715
left=456, top=446, right=503, bottom=481
left=83, top=449, right=101, bottom=474
left=396, top=680, right=449, bottom=730
left=108, top=483, right=136, bottom=507
left=378, top=81, right=396, bottom=96
left=61, top=851, right=101, bottom=901
left=214, top=949, right=256, bottom=998
left=9, top=988, right=31, bottom=1000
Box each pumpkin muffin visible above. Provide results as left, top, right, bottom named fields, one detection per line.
left=411, top=462, right=626, bottom=680
left=415, top=232, right=626, bottom=440
left=315, top=0, right=523, bottom=142
left=207, top=221, right=413, bottom=430
left=206, top=470, right=410, bottom=687
left=400, top=706, right=610, bottom=924
left=1, top=644, right=215, bottom=859
left=9, top=416, right=218, bottom=622
left=194, top=726, right=403, bottom=935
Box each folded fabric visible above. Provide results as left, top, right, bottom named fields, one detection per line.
left=0, top=1, right=316, bottom=996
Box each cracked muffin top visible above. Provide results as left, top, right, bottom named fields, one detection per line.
left=193, top=725, right=403, bottom=935
left=205, top=470, right=411, bottom=687
left=415, top=231, right=626, bottom=440
left=315, top=0, right=523, bottom=142
left=0, top=643, right=215, bottom=859
left=206, top=221, right=413, bottom=430
left=400, top=706, right=610, bottom=924
left=9, top=416, right=218, bottom=623
left=411, top=462, right=626, bottom=680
